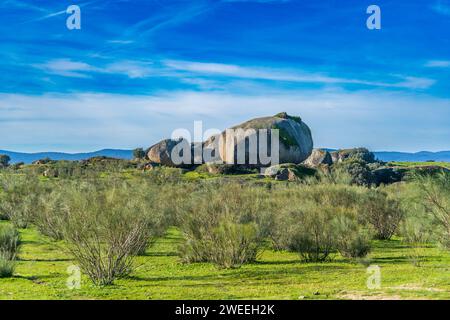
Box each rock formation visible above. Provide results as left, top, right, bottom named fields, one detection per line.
left=203, top=112, right=313, bottom=166
left=303, top=149, right=333, bottom=167
left=148, top=113, right=314, bottom=168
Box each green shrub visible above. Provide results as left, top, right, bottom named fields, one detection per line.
left=280, top=205, right=336, bottom=262
left=178, top=182, right=265, bottom=268
left=333, top=159, right=373, bottom=186
left=0, top=224, right=20, bottom=278
left=0, top=174, right=45, bottom=228
left=267, top=184, right=370, bottom=261
left=33, top=189, right=66, bottom=240
left=412, top=172, right=450, bottom=250
left=0, top=224, right=21, bottom=260
left=358, top=189, right=404, bottom=240
left=59, top=182, right=156, bottom=286
left=332, top=216, right=371, bottom=258
left=0, top=254, right=15, bottom=278
left=181, top=220, right=260, bottom=268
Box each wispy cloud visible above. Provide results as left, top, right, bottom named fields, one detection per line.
left=33, top=59, right=95, bottom=78
left=164, top=60, right=436, bottom=89
left=425, top=60, right=450, bottom=68
left=107, top=40, right=135, bottom=45
left=222, top=0, right=290, bottom=3
left=21, top=0, right=98, bottom=24
left=33, top=59, right=154, bottom=79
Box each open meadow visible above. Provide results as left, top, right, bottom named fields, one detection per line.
left=1, top=155, right=449, bottom=300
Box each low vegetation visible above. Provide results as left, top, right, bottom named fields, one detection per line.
left=0, top=156, right=449, bottom=299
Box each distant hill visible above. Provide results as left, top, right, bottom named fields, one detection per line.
left=373, top=151, right=450, bottom=162
left=0, top=149, right=133, bottom=164
left=1, top=148, right=449, bottom=164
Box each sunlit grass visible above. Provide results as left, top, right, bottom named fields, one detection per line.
left=1, top=223, right=449, bottom=300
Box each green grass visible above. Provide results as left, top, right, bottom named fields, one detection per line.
left=391, top=161, right=450, bottom=169
left=0, top=222, right=449, bottom=300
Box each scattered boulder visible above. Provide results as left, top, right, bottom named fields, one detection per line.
left=303, top=149, right=333, bottom=167
left=198, top=163, right=255, bottom=175
left=137, top=162, right=160, bottom=171
left=32, top=158, right=53, bottom=165
left=372, top=167, right=404, bottom=186
left=274, top=168, right=298, bottom=181
left=263, top=163, right=316, bottom=181
left=43, top=169, right=58, bottom=178
left=330, top=148, right=376, bottom=164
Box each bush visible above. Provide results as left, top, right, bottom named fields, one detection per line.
left=413, top=172, right=450, bottom=250
left=181, top=220, right=260, bottom=268
left=332, top=216, right=371, bottom=258
left=359, top=189, right=404, bottom=240
left=0, top=255, right=15, bottom=278
left=178, top=182, right=265, bottom=268
left=0, top=224, right=21, bottom=260
left=280, top=205, right=336, bottom=262
left=333, top=159, right=373, bottom=186
left=0, top=224, right=21, bottom=278
left=0, top=174, right=45, bottom=228
left=59, top=182, right=156, bottom=286
left=267, top=184, right=371, bottom=261
left=33, top=188, right=66, bottom=240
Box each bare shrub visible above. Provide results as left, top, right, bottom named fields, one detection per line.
left=359, top=188, right=404, bottom=240
left=179, top=182, right=265, bottom=268
left=0, top=255, right=15, bottom=278
left=59, top=182, right=154, bottom=286
left=0, top=224, right=21, bottom=278
left=279, top=204, right=336, bottom=262
left=268, top=184, right=371, bottom=261
left=332, top=215, right=371, bottom=259
left=414, top=172, right=450, bottom=250
left=0, top=224, right=21, bottom=260
left=0, top=174, right=44, bottom=228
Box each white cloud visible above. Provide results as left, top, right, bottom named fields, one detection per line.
left=425, top=60, right=450, bottom=68
left=34, top=59, right=154, bottom=79
left=33, top=58, right=436, bottom=89
left=103, top=61, right=154, bottom=78
left=1, top=90, right=449, bottom=153
left=164, top=60, right=436, bottom=89
left=33, top=59, right=96, bottom=78
left=107, top=40, right=135, bottom=45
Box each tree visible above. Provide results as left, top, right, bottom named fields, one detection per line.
left=133, top=148, right=146, bottom=160
left=0, top=155, right=11, bottom=167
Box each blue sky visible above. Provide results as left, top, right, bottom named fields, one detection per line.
left=0, top=0, right=449, bottom=152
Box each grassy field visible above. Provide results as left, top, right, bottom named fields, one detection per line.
left=1, top=222, right=449, bottom=300
left=391, top=161, right=450, bottom=169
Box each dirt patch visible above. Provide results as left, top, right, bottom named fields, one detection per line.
left=339, top=292, right=402, bottom=300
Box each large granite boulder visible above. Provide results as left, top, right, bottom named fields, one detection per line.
left=303, top=149, right=333, bottom=167
left=203, top=112, right=313, bottom=166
